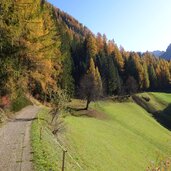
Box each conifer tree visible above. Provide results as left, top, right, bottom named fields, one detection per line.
left=86, top=34, right=97, bottom=65
left=15, top=1, right=62, bottom=99
left=156, top=60, right=171, bottom=89
left=107, top=56, right=120, bottom=95
left=143, top=63, right=150, bottom=89
left=133, top=54, right=144, bottom=89
left=96, top=33, right=104, bottom=53
left=59, top=23, right=74, bottom=96
left=80, top=58, right=102, bottom=110
left=87, top=58, right=96, bottom=78
left=95, top=67, right=103, bottom=94
left=148, top=65, right=157, bottom=89
left=113, top=44, right=124, bottom=72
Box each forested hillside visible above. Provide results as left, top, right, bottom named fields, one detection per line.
left=0, top=0, right=171, bottom=104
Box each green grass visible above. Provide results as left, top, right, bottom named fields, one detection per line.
left=31, top=108, right=59, bottom=171
left=134, top=92, right=171, bottom=112
left=31, top=92, right=171, bottom=171
left=133, top=92, right=171, bottom=129
left=61, top=94, right=171, bottom=171
left=150, top=92, right=171, bottom=105
left=31, top=108, right=80, bottom=171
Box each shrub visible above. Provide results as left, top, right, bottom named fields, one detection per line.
left=11, top=95, right=32, bottom=112
left=142, top=95, right=150, bottom=102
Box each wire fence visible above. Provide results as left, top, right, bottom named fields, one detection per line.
left=51, top=133, right=84, bottom=171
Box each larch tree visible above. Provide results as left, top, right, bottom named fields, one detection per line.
left=15, top=0, right=63, bottom=100
left=148, top=65, right=157, bottom=89
left=133, top=54, right=144, bottom=89
left=143, top=63, right=150, bottom=90
left=80, top=58, right=102, bottom=110
left=86, top=34, right=97, bottom=62
left=59, top=23, right=74, bottom=96
left=95, top=67, right=103, bottom=95
left=113, top=44, right=124, bottom=72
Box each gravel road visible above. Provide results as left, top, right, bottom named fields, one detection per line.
left=0, top=105, right=40, bottom=171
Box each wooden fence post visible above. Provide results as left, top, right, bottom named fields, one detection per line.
left=62, top=150, right=67, bottom=171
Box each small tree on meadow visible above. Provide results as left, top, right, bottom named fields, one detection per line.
left=49, top=89, right=69, bottom=123
left=80, top=58, right=102, bottom=110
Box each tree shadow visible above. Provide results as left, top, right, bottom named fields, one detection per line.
left=12, top=117, right=49, bottom=123
left=68, top=107, right=86, bottom=111
left=153, top=104, right=171, bottom=130
left=12, top=117, right=38, bottom=122
left=132, top=95, right=171, bottom=131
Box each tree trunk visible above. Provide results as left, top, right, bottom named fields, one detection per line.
left=85, top=99, right=90, bottom=110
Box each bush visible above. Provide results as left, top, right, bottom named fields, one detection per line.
left=0, top=108, right=6, bottom=123
left=11, top=95, right=32, bottom=112
left=142, top=95, right=150, bottom=102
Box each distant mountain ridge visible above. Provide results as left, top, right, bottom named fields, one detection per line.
left=151, top=44, right=171, bottom=60
left=151, top=50, right=164, bottom=57
left=160, top=44, right=171, bottom=60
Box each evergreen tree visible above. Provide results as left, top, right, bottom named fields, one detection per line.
left=86, top=34, right=97, bottom=64
left=107, top=56, right=121, bottom=95
left=113, top=44, right=124, bottom=72
left=96, top=33, right=104, bottom=53
left=156, top=60, right=171, bottom=89
left=80, top=58, right=102, bottom=109
left=143, top=63, right=150, bottom=90
left=133, top=54, right=144, bottom=89
left=87, top=58, right=96, bottom=78
left=59, top=23, right=74, bottom=96
left=125, top=76, right=138, bottom=94
left=148, top=65, right=157, bottom=89
left=95, top=67, right=103, bottom=94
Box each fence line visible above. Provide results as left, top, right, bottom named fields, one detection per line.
left=52, top=134, right=84, bottom=171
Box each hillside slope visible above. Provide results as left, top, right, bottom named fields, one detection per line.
left=62, top=99, right=171, bottom=171
left=32, top=93, right=171, bottom=171
left=133, top=92, right=171, bottom=129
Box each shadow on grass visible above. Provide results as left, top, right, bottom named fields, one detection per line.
left=154, top=104, right=171, bottom=130
left=67, top=107, right=89, bottom=117
left=67, top=106, right=86, bottom=111
left=132, top=95, right=171, bottom=130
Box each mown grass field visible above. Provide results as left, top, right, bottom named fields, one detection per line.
left=31, top=92, right=171, bottom=171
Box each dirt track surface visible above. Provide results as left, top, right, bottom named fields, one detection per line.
left=0, top=106, right=40, bottom=171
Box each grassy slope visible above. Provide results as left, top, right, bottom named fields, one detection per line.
left=134, top=92, right=171, bottom=129
left=63, top=95, right=171, bottom=170
left=31, top=93, right=171, bottom=171
left=134, top=92, right=171, bottom=112
left=31, top=108, right=80, bottom=171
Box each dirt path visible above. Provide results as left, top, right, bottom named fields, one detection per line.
left=0, top=105, right=40, bottom=171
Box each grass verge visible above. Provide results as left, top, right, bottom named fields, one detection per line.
left=31, top=108, right=59, bottom=171
left=31, top=108, right=81, bottom=171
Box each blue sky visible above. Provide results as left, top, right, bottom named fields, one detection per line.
left=48, top=0, right=171, bottom=52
